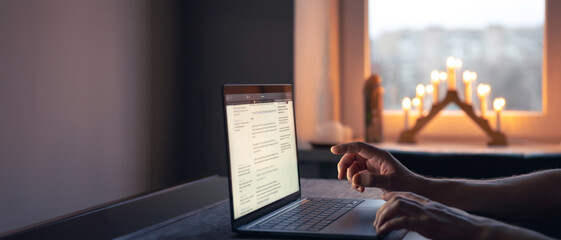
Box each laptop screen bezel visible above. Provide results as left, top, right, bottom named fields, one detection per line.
left=222, top=84, right=302, bottom=230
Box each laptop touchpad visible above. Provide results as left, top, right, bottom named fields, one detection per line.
left=321, top=199, right=384, bottom=236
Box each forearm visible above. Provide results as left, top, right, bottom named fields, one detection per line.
left=477, top=219, right=556, bottom=240
left=408, top=169, right=561, bottom=219
left=413, top=176, right=512, bottom=217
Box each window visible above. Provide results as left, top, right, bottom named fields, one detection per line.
left=369, top=0, right=545, bottom=111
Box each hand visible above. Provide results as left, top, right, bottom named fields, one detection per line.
left=374, top=192, right=491, bottom=240
left=331, top=142, right=420, bottom=192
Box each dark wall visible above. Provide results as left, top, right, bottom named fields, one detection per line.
left=161, top=0, right=294, bottom=185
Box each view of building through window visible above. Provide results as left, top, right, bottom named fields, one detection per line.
left=369, top=0, right=544, bottom=111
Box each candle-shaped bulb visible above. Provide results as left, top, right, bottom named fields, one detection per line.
left=477, top=84, right=484, bottom=96
left=402, top=97, right=411, bottom=130
left=431, top=70, right=440, bottom=83
left=416, top=84, right=425, bottom=97
left=402, top=97, right=411, bottom=110
left=493, top=98, right=505, bottom=132
left=463, top=70, right=472, bottom=83
left=477, top=84, right=490, bottom=97
left=477, top=84, right=490, bottom=118
left=462, top=70, right=474, bottom=104
left=446, top=57, right=456, bottom=68
left=439, top=72, right=448, bottom=81
left=412, top=97, right=421, bottom=107
left=430, top=71, right=441, bottom=104
left=446, top=57, right=457, bottom=89
left=415, top=85, right=425, bottom=116
left=471, top=72, right=477, bottom=81
left=493, top=98, right=505, bottom=112
left=455, top=59, right=463, bottom=68
left=425, top=85, right=434, bottom=94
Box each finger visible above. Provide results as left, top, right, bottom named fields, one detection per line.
left=376, top=216, right=414, bottom=235
left=352, top=171, right=389, bottom=189
left=374, top=196, right=397, bottom=227
left=337, top=153, right=357, bottom=180
left=374, top=196, right=421, bottom=228
left=331, top=142, right=380, bottom=159
left=357, top=186, right=365, bottom=192
left=347, top=162, right=359, bottom=183
left=382, top=192, right=429, bottom=203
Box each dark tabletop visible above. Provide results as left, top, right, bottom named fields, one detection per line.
left=117, top=178, right=424, bottom=240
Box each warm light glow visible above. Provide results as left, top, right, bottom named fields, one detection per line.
left=454, top=58, right=463, bottom=68
left=446, top=56, right=455, bottom=68
left=477, top=84, right=484, bottom=96
left=402, top=97, right=411, bottom=110
left=471, top=72, right=478, bottom=81
left=412, top=97, right=421, bottom=107
left=431, top=70, right=440, bottom=83
left=463, top=70, right=472, bottom=82
left=477, top=84, right=490, bottom=97
left=425, top=85, right=434, bottom=94
left=439, top=71, right=447, bottom=81
left=493, top=98, right=506, bottom=111
left=416, top=84, right=425, bottom=97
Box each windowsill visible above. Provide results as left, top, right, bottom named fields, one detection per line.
left=382, top=109, right=545, bottom=117
left=370, top=139, right=561, bottom=155
left=299, top=138, right=561, bottom=156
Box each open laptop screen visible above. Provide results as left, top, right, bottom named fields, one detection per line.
left=224, top=85, right=300, bottom=220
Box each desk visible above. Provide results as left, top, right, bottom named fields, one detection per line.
left=118, top=178, right=426, bottom=240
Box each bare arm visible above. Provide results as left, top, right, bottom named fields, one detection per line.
left=414, top=169, right=561, bottom=220
left=332, top=142, right=561, bottom=220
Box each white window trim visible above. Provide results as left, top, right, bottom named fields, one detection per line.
left=340, top=0, right=561, bottom=143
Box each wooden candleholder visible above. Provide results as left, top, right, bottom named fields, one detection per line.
left=398, top=90, right=507, bottom=146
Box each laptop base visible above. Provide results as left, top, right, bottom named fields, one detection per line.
left=237, top=199, right=385, bottom=239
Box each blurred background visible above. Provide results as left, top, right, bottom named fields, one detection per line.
left=1, top=0, right=560, bottom=235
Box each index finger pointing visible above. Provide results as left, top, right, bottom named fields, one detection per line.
left=331, top=142, right=379, bottom=159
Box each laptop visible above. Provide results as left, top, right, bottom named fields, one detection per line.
left=222, top=84, right=385, bottom=239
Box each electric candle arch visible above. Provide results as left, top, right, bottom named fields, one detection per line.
left=398, top=57, right=508, bottom=146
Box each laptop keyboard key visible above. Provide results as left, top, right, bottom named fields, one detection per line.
left=297, top=224, right=313, bottom=231
left=255, top=198, right=362, bottom=232
left=325, top=207, right=352, bottom=221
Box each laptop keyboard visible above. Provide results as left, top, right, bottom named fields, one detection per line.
left=251, top=198, right=364, bottom=232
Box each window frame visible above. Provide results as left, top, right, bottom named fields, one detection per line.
left=340, top=0, right=561, bottom=143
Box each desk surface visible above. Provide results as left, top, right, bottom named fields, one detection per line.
left=118, top=178, right=425, bottom=240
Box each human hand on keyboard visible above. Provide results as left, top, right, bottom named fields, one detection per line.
left=374, top=191, right=499, bottom=240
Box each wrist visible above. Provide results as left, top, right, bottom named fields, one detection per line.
left=471, top=217, right=549, bottom=240
left=407, top=172, right=432, bottom=194
left=473, top=218, right=500, bottom=240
